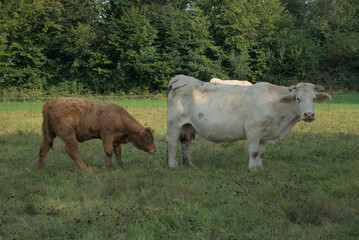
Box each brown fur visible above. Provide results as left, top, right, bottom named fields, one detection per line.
left=38, top=98, right=156, bottom=170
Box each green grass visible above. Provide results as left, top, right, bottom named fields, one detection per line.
left=0, top=95, right=358, bottom=239
left=0, top=98, right=166, bottom=112
left=0, top=93, right=358, bottom=112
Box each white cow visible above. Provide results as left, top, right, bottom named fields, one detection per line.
left=166, top=75, right=331, bottom=170
left=210, top=78, right=253, bottom=86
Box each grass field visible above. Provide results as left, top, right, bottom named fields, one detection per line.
left=0, top=94, right=358, bottom=239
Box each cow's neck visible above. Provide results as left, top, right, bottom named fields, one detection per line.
left=276, top=100, right=301, bottom=133
left=274, top=88, right=302, bottom=130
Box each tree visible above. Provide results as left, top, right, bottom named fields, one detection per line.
left=147, top=3, right=224, bottom=81
left=306, top=0, right=359, bottom=89
left=0, top=0, right=60, bottom=90
left=196, top=0, right=291, bottom=81
left=43, top=0, right=109, bottom=93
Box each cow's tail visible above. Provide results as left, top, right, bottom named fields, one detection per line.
left=166, top=75, right=182, bottom=98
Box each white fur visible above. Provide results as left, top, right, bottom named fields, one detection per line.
left=166, top=75, right=331, bottom=170
left=210, top=78, right=253, bottom=86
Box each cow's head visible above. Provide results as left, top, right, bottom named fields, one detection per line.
left=279, top=83, right=331, bottom=122
left=134, top=127, right=156, bottom=154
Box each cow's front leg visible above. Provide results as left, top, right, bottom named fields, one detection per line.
left=247, top=136, right=262, bottom=171
left=102, top=137, right=114, bottom=168
left=113, top=143, right=123, bottom=167
left=166, top=127, right=180, bottom=168
left=257, top=142, right=267, bottom=164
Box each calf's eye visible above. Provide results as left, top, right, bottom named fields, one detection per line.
left=296, top=98, right=301, bottom=103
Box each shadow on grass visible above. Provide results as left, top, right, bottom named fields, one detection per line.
left=0, top=131, right=165, bottom=172
left=0, top=130, right=358, bottom=172
left=172, top=131, right=359, bottom=169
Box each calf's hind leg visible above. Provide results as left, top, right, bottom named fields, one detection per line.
left=37, top=135, right=55, bottom=169
left=61, top=134, right=87, bottom=170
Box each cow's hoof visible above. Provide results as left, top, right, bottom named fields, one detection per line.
left=248, top=163, right=262, bottom=171
left=186, top=162, right=194, bottom=167
left=168, top=162, right=178, bottom=168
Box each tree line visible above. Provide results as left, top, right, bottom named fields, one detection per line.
left=1, top=0, right=358, bottom=95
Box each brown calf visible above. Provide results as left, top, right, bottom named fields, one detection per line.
left=38, top=98, right=156, bottom=170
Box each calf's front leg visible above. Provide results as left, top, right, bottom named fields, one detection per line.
left=113, top=143, right=123, bottom=167
left=102, top=137, right=114, bottom=168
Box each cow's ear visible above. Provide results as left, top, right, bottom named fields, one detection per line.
left=279, top=92, right=296, bottom=104
left=288, top=85, right=297, bottom=91
left=316, top=92, right=331, bottom=103
left=314, top=85, right=325, bottom=92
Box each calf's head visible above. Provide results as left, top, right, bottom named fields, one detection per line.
left=132, top=127, right=156, bottom=154
left=280, top=83, right=331, bottom=122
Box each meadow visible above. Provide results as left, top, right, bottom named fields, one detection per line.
left=0, top=94, right=358, bottom=239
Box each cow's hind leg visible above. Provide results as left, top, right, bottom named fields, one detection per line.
left=166, top=127, right=180, bottom=168
left=180, top=125, right=196, bottom=166
left=181, top=138, right=193, bottom=166
left=61, top=134, right=87, bottom=170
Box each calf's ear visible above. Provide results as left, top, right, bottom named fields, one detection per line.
left=145, top=127, right=154, bottom=133
left=142, top=127, right=154, bottom=136
left=316, top=92, right=331, bottom=103
left=279, top=92, right=296, bottom=104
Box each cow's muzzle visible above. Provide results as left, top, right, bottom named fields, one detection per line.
left=303, top=112, right=315, bottom=122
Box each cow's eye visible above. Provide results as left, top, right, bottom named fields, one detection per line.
left=296, top=97, right=301, bottom=103
left=313, top=97, right=317, bottom=102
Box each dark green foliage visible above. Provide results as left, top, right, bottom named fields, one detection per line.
left=147, top=4, right=224, bottom=81
left=282, top=0, right=359, bottom=90
left=266, top=30, right=319, bottom=86
left=0, top=0, right=358, bottom=94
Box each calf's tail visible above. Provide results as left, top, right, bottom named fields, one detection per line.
left=38, top=109, right=55, bottom=169
left=41, top=111, right=54, bottom=150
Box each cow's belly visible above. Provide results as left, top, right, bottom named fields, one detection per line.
left=189, top=111, right=246, bottom=143
left=76, top=124, right=100, bottom=142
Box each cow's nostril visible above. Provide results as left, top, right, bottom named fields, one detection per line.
left=304, top=112, right=314, bottom=118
